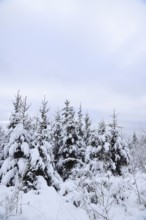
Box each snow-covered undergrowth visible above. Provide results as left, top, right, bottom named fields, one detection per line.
left=1, top=173, right=146, bottom=220
left=59, top=172, right=146, bottom=220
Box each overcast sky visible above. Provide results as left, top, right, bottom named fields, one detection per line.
left=0, top=0, right=146, bottom=136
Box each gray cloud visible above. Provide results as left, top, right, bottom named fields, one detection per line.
left=0, top=0, right=146, bottom=135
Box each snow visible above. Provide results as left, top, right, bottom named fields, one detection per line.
left=1, top=168, right=17, bottom=185
left=9, top=143, right=18, bottom=157
left=21, top=142, right=30, bottom=157
left=0, top=158, right=16, bottom=174
left=17, top=159, right=27, bottom=175
left=104, top=142, right=110, bottom=152
left=0, top=177, right=89, bottom=220
left=97, top=145, right=102, bottom=151
left=30, top=148, right=40, bottom=165
left=9, top=124, right=24, bottom=145
left=58, top=173, right=146, bottom=220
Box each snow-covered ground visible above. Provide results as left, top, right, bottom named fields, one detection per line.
left=0, top=173, right=146, bottom=220
left=0, top=177, right=89, bottom=220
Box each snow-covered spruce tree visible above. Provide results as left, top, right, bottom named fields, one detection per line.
left=20, top=96, right=32, bottom=131
left=83, top=113, right=99, bottom=165
left=132, top=132, right=138, bottom=145
left=0, top=126, right=5, bottom=168
left=3, top=90, right=23, bottom=160
left=51, top=109, right=63, bottom=171
left=58, top=100, right=80, bottom=180
left=8, top=90, right=22, bottom=130
left=0, top=93, right=32, bottom=188
left=31, top=116, right=40, bottom=134
left=23, top=97, right=60, bottom=191
left=0, top=124, right=32, bottom=187
left=98, top=120, right=106, bottom=136
left=83, top=113, right=92, bottom=147
left=74, top=121, right=111, bottom=204
left=128, top=132, right=138, bottom=161
left=85, top=120, right=112, bottom=175
left=129, top=132, right=146, bottom=172
left=77, top=104, right=84, bottom=138
left=76, top=104, right=86, bottom=162
left=107, top=110, right=130, bottom=175
left=90, top=120, right=112, bottom=172
left=96, top=120, right=112, bottom=170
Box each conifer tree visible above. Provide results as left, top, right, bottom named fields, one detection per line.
left=108, top=110, right=130, bottom=175
left=76, top=104, right=85, bottom=163
left=58, top=100, right=79, bottom=180
left=31, top=116, right=40, bottom=135
left=91, top=120, right=111, bottom=173
left=77, top=104, right=83, bottom=138
left=83, top=113, right=92, bottom=146
left=20, top=96, right=31, bottom=130
left=132, top=132, right=138, bottom=145
left=84, top=120, right=109, bottom=175
left=0, top=126, right=5, bottom=169
left=24, top=97, right=60, bottom=190
left=0, top=93, right=32, bottom=187
left=130, top=132, right=146, bottom=172
left=98, top=120, right=106, bottom=135
left=52, top=110, right=63, bottom=170
left=8, top=90, right=22, bottom=130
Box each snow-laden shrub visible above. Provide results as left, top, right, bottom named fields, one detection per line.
left=59, top=171, right=134, bottom=220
